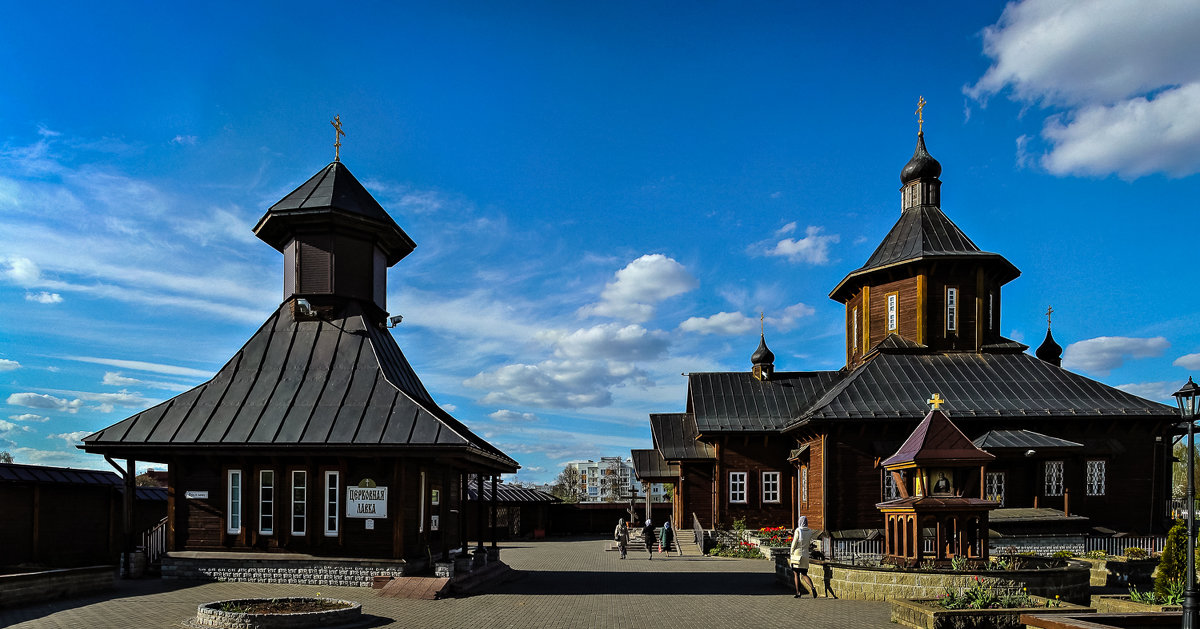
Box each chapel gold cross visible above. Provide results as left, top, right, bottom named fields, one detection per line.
left=916, top=96, right=926, bottom=134
left=331, top=115, right=346, bottom=162
left=1046, top=305, right=1054, bottom=327
left=760, top=312, right=765, bottom=335
left=927, top=393, right=944, bottom=411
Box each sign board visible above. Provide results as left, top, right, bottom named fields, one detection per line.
left=365, top=519, right=375, bottom=530
left=185, top=491, right=209, bottom=499
left=431, top=515, right=439, bottom=531
left=346, top=486, right=388, bottom=518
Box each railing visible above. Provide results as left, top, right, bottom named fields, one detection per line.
left=692, top=512, right=707, bottom=551
left=831, top=537, right=882, bottom=562
left=142, top=517, right=168, bottom=565
left=1084, top=536, right=1166, bottom=556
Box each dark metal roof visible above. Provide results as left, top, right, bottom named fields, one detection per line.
left=465, top=479, right=558, bottom=503
left=830, top=205, right=1020, bottom=301
left=882, top=410, right=994, bottom=467
left=0, top=462, right=122, bottom=486
left=877, top=496, right=997, bottom=510
left=649, top=413, right=715, bottom=460
left=81, top=301, right=516, bottom=472
left=973, top=429, right=1083, bottom=451
left=787, top=351, right=1177, bottom=426
left=630, top=449, right=678, bottom=481
left=687, top=371, right=842, bottom=432
left=253, top=162, right=416, bottom=265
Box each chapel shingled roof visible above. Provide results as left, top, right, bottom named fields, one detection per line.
left=649, top=413, right=715, bottom=460
left=631, top=448, right=679, bottom=481
left=881, top=409, right=994, bottom=467
left=686, top=371, right=842, bottom=432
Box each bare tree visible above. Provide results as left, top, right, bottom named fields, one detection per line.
left=0, top=451, right=12, bottom=464
left=551, top=465, right=585, bottom=503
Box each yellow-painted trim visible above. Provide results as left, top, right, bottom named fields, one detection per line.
left=975, top=268, right=985, bottom=351
left=915, top=272, right=926, bottom=345
left=885, top=291, right=900, bottom=334
left=862, top=287, right=870, bottom=350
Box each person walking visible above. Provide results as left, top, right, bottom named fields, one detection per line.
left=615, top=518, right=629, bottom=559
left=789, top=516, right=818, bottom=598
left=642, top=518, right=657, bottom=560
left=660, top=519, right=674, bottom=557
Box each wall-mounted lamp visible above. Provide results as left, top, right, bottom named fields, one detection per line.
left=295, top=298, right=315, bottom=317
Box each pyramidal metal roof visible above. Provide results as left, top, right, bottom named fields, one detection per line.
left=830, top=205, right=1020, bottom=300
left=81, top=301, right=516, bottom=471
left=881, top=409, right=994, bottom=467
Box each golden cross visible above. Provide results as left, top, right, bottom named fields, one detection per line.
left=927, top=393, right=944, bottom=411
left=1046, top=305, right=1054, bottom=328
left=915, top=96, right=926, bottom=134
left=760, top=311, right=765, bottom=335
left=331, top=115, right=346, bottom=162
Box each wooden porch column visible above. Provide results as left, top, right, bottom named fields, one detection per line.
left=458, top=471, right=467, bottom=555
left=644, top=482, right=650, bottom=522
left=441, top=466, right=450, bottom=561
left=490, top=475, right=498, bottom=550
left=123, top=458, right=135, bottom=579
left=475, top=474, right=484, bottom=551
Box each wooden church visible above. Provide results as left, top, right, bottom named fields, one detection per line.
left=638, top=115, right=1179, bottom=539
left=81, top=147, right=517, bottom=578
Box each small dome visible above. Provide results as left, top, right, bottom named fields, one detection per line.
left=900, top=132, right=942, bottom=184
left=751, top=334, right=775, bottom=366
left=1036, top=328, right=1063, bottom=366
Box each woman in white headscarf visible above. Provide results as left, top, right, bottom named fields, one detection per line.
left=789, top=516, right=817, bottom=598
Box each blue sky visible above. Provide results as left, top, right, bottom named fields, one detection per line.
left=4, top=1, right=1200, bottom=483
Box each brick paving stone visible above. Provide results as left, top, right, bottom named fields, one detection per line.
left=0, top=538, right=894, bottom=628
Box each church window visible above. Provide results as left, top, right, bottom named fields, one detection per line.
left=227, top=469, right=242, bottom=534
left=1086, top=460, right=1106, bottom=496
left=946, top=287, right=958, bottom=332
left=887, top=294, right=898, bottom=331
left=985, top=472, right=1005, bottom=506
left=801, top=466, right=809, bottom=504
left=291, top=470, right=307, bottom=536
left=729, top=472, right=747, bottom=503
left=259, top=470, right=274, bottom=535
left=852, top=307, right=858, bottom=350
left=762, top=471, right=780, bottom=503
left=883, top=470, right=905, bottom=500
left=988, top=292, right=995, bottom=330
left=324, top=470, right=340, bottom=537
left=1044, top=461, right=1064, bottom=496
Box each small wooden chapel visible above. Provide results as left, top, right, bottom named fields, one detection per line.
left=81, top=128, right=517, bottom=581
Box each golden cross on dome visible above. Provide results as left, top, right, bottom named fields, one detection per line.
left=915, top=96, right=926, bottom=134
left=331, top=115, right=346, bottom=162
left=1046, top=305, right=1054, bottom=328
left=760, top=311, right=765, bottom=335
left=927, top=393, right=945, bottom=411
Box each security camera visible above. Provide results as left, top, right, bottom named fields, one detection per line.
left=295, top=298, right=315, bottom=317
left=387, top=315, right=403, bottom=328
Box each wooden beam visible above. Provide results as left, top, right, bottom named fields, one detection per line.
left=391, top=460, right=403, bottom=559
left=916, top=271, right=926, bottom=345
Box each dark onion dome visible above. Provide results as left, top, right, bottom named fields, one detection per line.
left=1036, top=328, right=1063, bottom=366
left=751, top=334, right=775, bottom=366
left=900, top=132, right=942, bottom=184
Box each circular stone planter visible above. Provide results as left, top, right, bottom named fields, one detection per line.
left=187, top=597, right=363, bottom=629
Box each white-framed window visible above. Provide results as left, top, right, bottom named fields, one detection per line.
left=986, top=471, right=1006, bottom=506
left=259, top=470, right=274, bottom=535
left=1045, top=460, right=1064, bottom=497
left=852, top=307, right=859, bottom=350
left=1086, top=460, right=1106, bottom=496
left=883, top=469, right=906, bottom=500
left=324, top=470, right=339, bottom=537
left=729, top=472, right=747, bottom=503
left=291, top=470, right=307, bottom=536
left=887, top=294, right=898, bottom=331
left=988, top=292, right=995, bottom=331
left=801, top=466, right=809, bottom=504
left=762, top=471, right=780, bottom=503
left=227, top=469, right=242, bottom=534
left=946, top=287, right=958, bottom=332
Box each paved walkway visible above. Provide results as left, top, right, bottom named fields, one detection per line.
left=0, top=538, right=893, bottom=628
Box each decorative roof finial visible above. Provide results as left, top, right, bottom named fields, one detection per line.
left=1046, top=305, right=1054, bottom=329
left=760, top=311, right=765, bottom=336
left=915, top=96, right=926, bottom=135
left=331, top=115, right=345, bottom=162
left=927, top=393, right=944, bottom=411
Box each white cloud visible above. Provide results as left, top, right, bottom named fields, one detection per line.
left=170, top=135, right=198, bottom=146
left=489, top=409, right=539, bottom=423
left=2, top=256, right=41, bottom=285
left=1115, top=381, right=1177, bottom=402
left=751, top=225, right=840, bottom=265
left=0, top=359, right=19, bottom=371
left=1175, top=354, right=1200, bottom=370
left=466, top=359, right=649, bottom=409
left=64, top=356, right=212, bottom=378
left=579, top=254, right=697, bottom=322
left=0, top=420, right=32, bottom=435
left=6, top=392, right=83, bottom=413
left=102, top=371, right=142, bottom=386
left=968, top=0, right=1200, bottom=178
left=7, top=446, right=105, bottom=469
left=24, top=291, right=63, bottom=303
left=8, top=413, right=49, bottom=423
left=47, top=431, right=91, bottom=446
left=1062, top=336, right=1169, bottom=375
left=542, top=323, right=669, bottom=362
left=679, top=311, right=757, bottom=335
left=440, top=403, right=457, bottom=412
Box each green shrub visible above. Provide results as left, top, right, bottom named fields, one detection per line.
left=1124, top=547, right=1149, bottom=560
left=1051, top=550, right=1076, bottom=559
left=1083, top=549, right=1108, bottom=559
left=1156, top=520, right=1188, bottom=602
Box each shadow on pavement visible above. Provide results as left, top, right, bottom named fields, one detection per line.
left=491, top=568, right=782, bottom=596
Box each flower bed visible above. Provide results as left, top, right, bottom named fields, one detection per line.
left=1090, top=594, right=1181, bottom=614
left=891, top=596, right=1094, bottom=629
left=188, top=597, right=363, bottom=629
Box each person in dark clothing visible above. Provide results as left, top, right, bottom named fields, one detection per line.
left=660, top=519, right=674, bottom=557
left=643, top=518, right=657, bottom=560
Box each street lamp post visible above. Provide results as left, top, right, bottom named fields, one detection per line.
left=1175, top=377, right=1200, bottom=629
